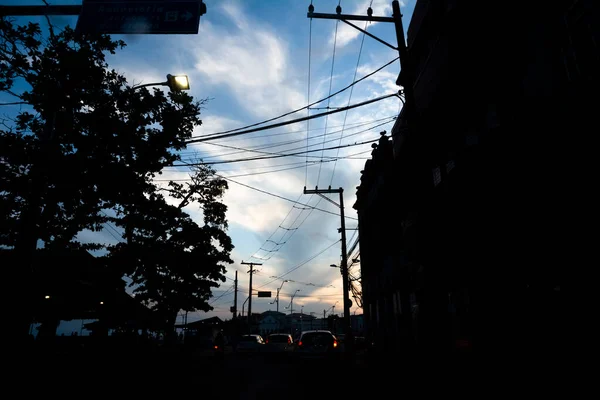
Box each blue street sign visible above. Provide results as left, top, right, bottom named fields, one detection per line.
left=76, top=0, right=206, bottom=34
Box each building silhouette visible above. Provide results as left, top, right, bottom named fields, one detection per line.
left=355, top=0, right=590, bottom=359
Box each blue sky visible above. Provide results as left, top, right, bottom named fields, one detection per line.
left=3, top=0, right=416, bottom=332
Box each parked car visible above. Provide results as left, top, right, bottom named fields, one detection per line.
left=294, top=330, right=340, bottom=359
left=235, top=334, right=265, bottom=354
left=265, top=333, right=294, bottom=354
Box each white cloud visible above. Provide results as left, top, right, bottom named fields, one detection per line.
left=185, top=5, right=306, bottom=120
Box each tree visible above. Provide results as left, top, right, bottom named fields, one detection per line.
left=0, top=18, right=232, bottom=339
left=108, top=164, right=233, bottom=335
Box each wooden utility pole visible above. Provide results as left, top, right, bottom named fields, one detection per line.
left=307, top=0, right=414, bottom=128
left=304, top=186, right=353, bottom=354
left=241, top=261, right=261, bottom=332
left=233, top=270, right=238, bottom=319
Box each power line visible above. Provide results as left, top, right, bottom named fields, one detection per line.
left=213, top=174, right=358, bottom=221
left=209, top=284, right=234, bottom=305
left=178, top=118, right=393, bottom=167
left=249, top=192, right=308, bottom=262
left=330, top=4, right=372, bottom=187
left=180, top=117, right=395, bottom=161
left=254, top=239, right=341, bottom=289
left=251, top=196, right=323, bottom=261
left=316, top=13, right=341, bottom=186
left=184, top=92, right=399, bottom=144
left=186, top=117, right=394, bottom=147
left=306, top=9, right=313, bottom=187
left=188, top=58, right=399, bottom=140
left=172, top=137, right=380, bottom=167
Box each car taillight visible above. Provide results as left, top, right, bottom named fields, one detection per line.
left=214, top=345, right=219, bottom=349
left=287, top=338, right=291, bottom=344
left=298, top=341, right=303, bottom=346
left=333, top=340, right=338, bottom=348
left=266, top=339, right=269, bottom=343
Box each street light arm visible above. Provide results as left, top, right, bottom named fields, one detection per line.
left=132, top=81, right=169, bottom=91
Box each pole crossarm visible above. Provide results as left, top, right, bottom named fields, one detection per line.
left=303, top=186, right=342, bottom=195
left=307, top=12, right=394, bottom=23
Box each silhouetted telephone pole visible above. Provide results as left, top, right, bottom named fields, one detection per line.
left=307, top=0, right=414, bottom=128
left=304, top=186, right=353, bottom=354
left=242, top=261, right=261, bottom=332
left=232, top=270, right=238, bottom=319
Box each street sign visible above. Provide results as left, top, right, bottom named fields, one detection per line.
left=257, top=291, right=272, bottom=298
left=76, top=0, right=206, bottom=34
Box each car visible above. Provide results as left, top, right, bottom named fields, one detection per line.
left=293, top=330, right=340, bottom=360
left=235, top=334, right=265, bottom=355
left=183, top=335, right=221, bottom=360
left=264, top=333, right=294, bottom=354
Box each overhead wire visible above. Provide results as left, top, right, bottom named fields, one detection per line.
left=252, top=196, right=323, bottom=261
left=184, top=116, right=395, bottom=161
left=212, top=148, right=372, bottom=179
left=187, top=58, right=400, bottom=141
left=209, top=284, right=235, bottom=305
left=184, top=116, right=393, bottom=150
left=316, top=5, right=341, bottom=186
left=170, top=137, right=381, bottom=167
left=214, top=173, right=357, bottom=220
left=330, top=0, right=373, bottom=187
left=306, top=2, right=313, bottom=186
left=254, top=239, right=342, bottom=289
left=180, top=118, right=394, bottom=163
left=184, top=92, right=399, bottom=144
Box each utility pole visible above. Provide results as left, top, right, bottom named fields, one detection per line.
left=307, top=0, right=414, bottom=131
left=233, top=270, right=238, bottom=319
left=304, top=186, right=353, bottom=354
left=242, top=261, right=261, bottom=332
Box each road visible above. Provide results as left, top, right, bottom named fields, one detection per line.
left=24, top=345, right=372, bottom=397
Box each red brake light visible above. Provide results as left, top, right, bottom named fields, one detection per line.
left=333, top=340, right=338, bottom=348
left=287, top=338, right=291, bottom=344
left=214, top=345, right=219, bottom=349
left=298, top=341, right=303, bottom=346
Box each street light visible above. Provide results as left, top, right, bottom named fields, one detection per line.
left=270, top=279, right=289, bottom=313
left=241, top=296, right=250, bottom=317
left=132, top=74, right=190, bottom=92
left=286, top=289, right=301, bottom=315
left=331, top=301, right=339, bottom=316
left=167, top=74, right=190, bottom=91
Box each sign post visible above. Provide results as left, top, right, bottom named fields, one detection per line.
left=76, top=0, right=206, bottom=34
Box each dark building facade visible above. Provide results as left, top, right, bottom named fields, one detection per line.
left=355, top=0, right=593, bottom=359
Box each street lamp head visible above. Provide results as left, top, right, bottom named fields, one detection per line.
left=166, top=74, right=190, bottom=91
left=330, top=264, right=338, bottom=268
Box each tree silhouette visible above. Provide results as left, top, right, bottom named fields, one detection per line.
left=0, top=18, right=232, bottom=339
left=108, top=164, right=233, bottom=335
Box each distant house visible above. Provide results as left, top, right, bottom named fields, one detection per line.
left=286, top=313, right=316, bottom=336
left=258, top=311, right=286, bottom=335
